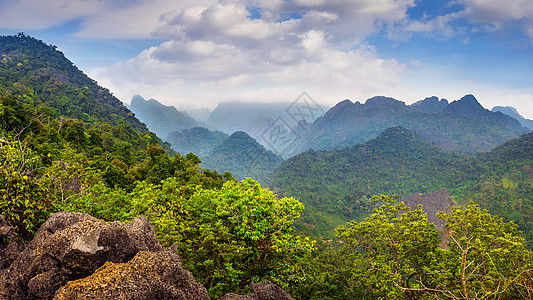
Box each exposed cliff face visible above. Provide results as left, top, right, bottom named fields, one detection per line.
left=402, top=188, right=453, bottom=230
left=0, top=212, right=294, bottom=300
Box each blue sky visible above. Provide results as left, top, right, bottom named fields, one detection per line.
left=1, top=0, right=532, bottom=117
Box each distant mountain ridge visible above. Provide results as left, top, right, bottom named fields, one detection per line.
left=127, top=95, right=198, bottom=140
left=201, top=131, right=283, bottom=182
left=297, top=94, right=527, bottom=155
left=166, top=127, right=228, bottom=157
left=492, top=106, right=533, bottom=130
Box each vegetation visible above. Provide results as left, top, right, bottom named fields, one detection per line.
left=201, top=131, right=283, bottom=182
left=2, top=34, right=533, bottom=299
left=330, top=196, right=533, bottom=299
left=0, top=34, right=312, bottom=298
left=166, top=126, right=228, bottom=157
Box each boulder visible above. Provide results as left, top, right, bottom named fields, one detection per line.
left=54, top=248, right=209, bottom=299
left=402, top=188, right=453, bottom=230
left=219, top=281, right=294, bottom=300
left=0, top=211, right=163, bottom=299
left=0, top=215, right=15, bottom=239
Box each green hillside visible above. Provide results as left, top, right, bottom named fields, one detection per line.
left=269, top=126, right=472, bottom=237
left=201, top=131, right=283, bottom=182
left=166, top=126, right=228, bottom=157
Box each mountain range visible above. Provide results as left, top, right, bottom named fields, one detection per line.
left=492, top=106, right=533, bottom=130
left=200, top=131, right=284, bottom=182
left=295, top=94, right=528, bottom=155
left=126, top=95, right=198, bottom=140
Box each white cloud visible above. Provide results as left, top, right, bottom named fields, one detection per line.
left=461, top=0, right=533, bottom=24
left=0, top=0, right=104, bottom=30
left=90, top=0, right=413, bottom=108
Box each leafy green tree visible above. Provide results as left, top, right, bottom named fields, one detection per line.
left=0, top=137, right=52, bottom=238
left=336, top=196, right=533, bottom=299
left=63, top=177, right=315, bottom=299
left=337, top=195, right=440, bottom=299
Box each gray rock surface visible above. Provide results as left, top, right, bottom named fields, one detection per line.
left=219, top=281, right=294, bottom=300
left=0, top=211, right=162, bottom=299
left=54, top=249, right=209, bottom=300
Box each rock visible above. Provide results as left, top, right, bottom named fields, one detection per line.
left=402, top=188, right=453, bottom=230
left=54, top=249, right=209, bottom=300
left=0, top=215, right=15, bottom=239
left=0, top=239, right=25, bottom=271
left=249, top=281, right=294, bottom=300
left=0, top=211, right=163, bottom=299
left=219, top=281, right=294, bottom=300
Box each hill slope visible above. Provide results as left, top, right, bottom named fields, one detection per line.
left=268, top=126, right=469, bottom=237
left=297, top=95, right=527, bottom=155
left=127, top=95, right=198, bottom=140
left=0, top=34, right=145, bottom=131
left=201, top=131, right=283, bottom=182
left=492, top=106, right=533, bottom=130
left=166, top=127, right=228, bottom=157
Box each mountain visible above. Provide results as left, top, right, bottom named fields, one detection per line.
left=166, top=127, right=228, bottom=157
left=268, top=126, right=468, bottom=237
left=269, top=124, right=533, bottom=244
left=201, top=131, right=283, bottom=182
left=492, top=106, right=533, bottom=130
left=0, top=34, right=146, bottom=131
left=127, top=95, right=198, bottom=140
left=297, top=94, right=528, bottom=155
left=410, top=96, right=449, bottom=113
left=206, top=100, right=327, bottom=154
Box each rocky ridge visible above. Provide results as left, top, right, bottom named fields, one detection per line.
left=0, top=212, right=293, bottom=300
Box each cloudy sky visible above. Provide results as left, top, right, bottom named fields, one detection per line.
left=1, top=0, right=532, bottom=117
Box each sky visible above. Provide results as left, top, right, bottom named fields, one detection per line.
left=1, top=0, right=532, bottom=118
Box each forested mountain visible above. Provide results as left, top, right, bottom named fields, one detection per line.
left=269, top=126, right=533, bottom=244
left=166, top=126, right=228, bottom=157
left=269, top=126, right=470, bottom=237
left=3, top=34, right=533, bottom=299
left=297, top=95, right=527, bottom=155
left=127, top=95, right=198, bottom=140
left=0, top=34, right=314, bottom=298
left=492, top=105, right=533, bottom=130
left=0, top=34, right=145, bottom=131
left=201, top=131, right=284, bottom=182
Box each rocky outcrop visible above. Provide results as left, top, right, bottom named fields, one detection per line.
left=0, top=215, right=14, bottom=239
left=54, top=247, right=209, bottom=299
left=402, top=188, right=453, bottom=230
left=219, top=281, right=295, bottom=300
left=0, top=212, right=295, bottom=300
left=0, top=211, right=163, bottom=299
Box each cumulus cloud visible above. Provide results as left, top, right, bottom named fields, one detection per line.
left=90, top=0, right=414, bottom=107
left=0, top=0, right=105, bottom=30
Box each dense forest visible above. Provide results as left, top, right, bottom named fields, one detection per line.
left=2, top=34, right=533, bottom=299
left=269, top=126, right=533, bottom=245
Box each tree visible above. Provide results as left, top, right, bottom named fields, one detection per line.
left=336, top=196, right=533, bottom=299
left=0, top=137, right=52, bottom=238
left=159, top=178, right=315, bottom=298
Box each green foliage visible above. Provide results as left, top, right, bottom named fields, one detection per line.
left=335, top=196, right=533, bottom=299
left=167, top=126, right=228, bottom=157
left=64, top=178, right=315, bottom=299
left=269, top=126, right=472, bottom=238
left=0, top=138, right=52, bottom=238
